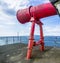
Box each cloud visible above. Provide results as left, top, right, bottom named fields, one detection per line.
left=0, top=25, right=4, bottom=28
left=0, top=0, right=31, bottom=36
left=0, top=31, right=17, bottom=36
left=0, top=9, right=16, bottom=25
left=43, top=24, right=60, bottom=36
left=0, top=1, right=16, bottom=16
left=3, top=8, right=16, bottom=16
left=0, top=0, right=30, bottom=11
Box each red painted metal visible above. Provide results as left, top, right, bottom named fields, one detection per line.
left=30, top=3, right=57, bottom=19
left=16, top=3, right=57, bottom=59
left=27, top=18, right=35, bottom=59
left=16, top=3, right=57, bottom=24
left=16, top=8, right=31, bottom=24
left=26, top=19, right=44, bottom=59
left=39, top=21, right=44, bottom=51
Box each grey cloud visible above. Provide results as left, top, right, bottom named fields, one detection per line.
left=3, top=8, right=16, bottom=16
left=0, top=1, right=16, bottom=16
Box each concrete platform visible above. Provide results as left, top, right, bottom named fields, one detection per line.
left=0, top=43, right=60, bottom=63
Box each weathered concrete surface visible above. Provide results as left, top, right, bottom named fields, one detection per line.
left=0, top=43, right=60, bottom=63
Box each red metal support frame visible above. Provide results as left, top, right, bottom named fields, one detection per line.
left=36, top=21, right=44, bottom=51
left=16, top=2, right=58, bottom=60
left=26, top=19, right=35, bottom=59
left=39, top=21, right=44, bottom=51
left=26, top=19, right=44, bottom=59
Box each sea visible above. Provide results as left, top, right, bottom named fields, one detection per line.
left=0, top=35, right=60, bottom=47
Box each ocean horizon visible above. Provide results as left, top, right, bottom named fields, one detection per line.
left=0, top=35, right=60, bottom=47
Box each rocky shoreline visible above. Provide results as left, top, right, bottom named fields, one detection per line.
left=0, top=43, right=60, bottom=63
left=0, top=43, right=27, bottom=63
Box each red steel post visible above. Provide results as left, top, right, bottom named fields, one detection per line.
left=39, top=21, right=44, bottom=51
left=26, top=19, right=35, bottom=59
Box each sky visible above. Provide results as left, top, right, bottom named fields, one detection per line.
left=0, top=0, right=60, bottom=36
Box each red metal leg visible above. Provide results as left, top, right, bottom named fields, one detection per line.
left=39, top=21, right=44, bottom=51
left=26, top=20, right=35, bottom=59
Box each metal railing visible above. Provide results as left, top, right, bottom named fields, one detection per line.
left=0, top=36, right=60, bottom=47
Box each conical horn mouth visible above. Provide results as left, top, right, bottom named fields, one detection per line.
left=49, top=0, right=60, bottom=16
